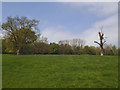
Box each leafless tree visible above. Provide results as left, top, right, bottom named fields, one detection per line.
left=59, top=38, right=85, bottom=48
left=71, top=38, right=85, bottom=48
left=94, top=27, right=106, bottom=56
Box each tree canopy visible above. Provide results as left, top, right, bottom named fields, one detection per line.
left=2, top=16, right=39, bottom=55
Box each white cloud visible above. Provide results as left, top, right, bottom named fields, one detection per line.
left=65, top=2, right=118, bottom=17
left=78, top=14, right=118, bottom=46
left=42, top=14, right=118, bottom=46
left=41, top=26, right=74, bottom=43
left=87, top=2, right=118, bottom=17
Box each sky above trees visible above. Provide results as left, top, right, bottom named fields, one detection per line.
left=2, top=2, right=118, bottom=46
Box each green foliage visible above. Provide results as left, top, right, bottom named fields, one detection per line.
left=3, top=38, right=16, bottom=54
left=1, top=39, right=6, bottom=54
left=83, top=45, right=93, bottom=55
left=50, top=43, right=59, bottom=54
left=2, top=55, right=118, bottom=88
left=0, top=39, right=2, bottom=54
left=58, top=44, right=73, bottom=54
left=72, top=46, right=82, bottom=55
left=95, top=47, right=101, bottom=55
left=33, top=42, right=50, bottom=54
left=118, top=48, right=120, bottom=56
left=111, top=45, right=118, bottom=55
left=104, top=44, right=118, bottom=55
left=20, top=43, right=34, bottom=54
left=2, top=16, right=39, bottom=54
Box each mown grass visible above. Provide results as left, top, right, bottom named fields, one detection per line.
left=2, top=54, right=118, bottom=88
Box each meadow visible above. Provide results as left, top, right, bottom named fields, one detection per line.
left=2, top=54, right=118, bottom=88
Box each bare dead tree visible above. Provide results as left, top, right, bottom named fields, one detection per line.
left=94, top=27, right=106, bottom=56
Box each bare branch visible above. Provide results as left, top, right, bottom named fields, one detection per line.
left=94, top=41, right=101, bottom=45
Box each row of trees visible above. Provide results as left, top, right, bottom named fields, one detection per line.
left=2, top=37, right=118, bottom=55
left=1, top=16, right=118, bottom=55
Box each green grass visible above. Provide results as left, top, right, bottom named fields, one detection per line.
left=2, top=54, right=118, bottom=88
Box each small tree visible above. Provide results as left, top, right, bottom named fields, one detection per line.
left=94, top=27, right=106, bottom=56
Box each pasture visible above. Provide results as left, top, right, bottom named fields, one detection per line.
left=2, top=54, right=118, bottom=88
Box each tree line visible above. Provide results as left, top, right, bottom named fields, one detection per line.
left=1, top=16, right=118, bottom=55
left=2, top=38, right=118, bottom=55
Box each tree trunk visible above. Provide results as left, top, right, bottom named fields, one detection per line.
left=100, top=47, right=103, bottom=55
left=100, top=52, right=103, bottom=56
left=17, top=50, right=20, bottom=55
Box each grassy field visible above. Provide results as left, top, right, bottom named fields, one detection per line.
left=2, top=54, right=118, bottom=88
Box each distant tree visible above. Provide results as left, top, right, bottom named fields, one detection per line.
left=94, top=27, right=106, bottom=56
left=83, top=45, right=96, bottom=55
left=0, top=39, right=2, bottom=54
left=58, top=44, right=65, bottom=54
left=111, top=45, right=118, bottom=55
left=104, top=44, right=117, bottom=55
left=89, top=46, right=96, bottom=55
left=95, top=47, right=101, bottom=55
left=73, top=46, right=82, bottom=55
left=104, top=44, right=112, bottom=55
left=37, top=34, right=48, bottom=44
left=59, top=38, right=85, bottom=48
left=2, top=16, right=39, bottom=55
left=83, top=45, right=91, bottom=54
left=50, top=43, right=59, bottom=54
left=59, top=40, right=70, bottom=45
left=71, top=38, right=85, bottom=48
left=118, top=48, right=120, bottom=56
left=1, top=39, right=7, bottom=54
left=33, top=42, right=50, bottom=54
left=64, top=44, right=73, bottom=54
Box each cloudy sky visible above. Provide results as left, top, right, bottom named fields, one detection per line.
left=2, top=2, right=118, bottom=46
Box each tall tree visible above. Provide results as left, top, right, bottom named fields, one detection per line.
left=2, top=16, right=39, bottom=55
left=94, top=27, right=106, bottom=56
